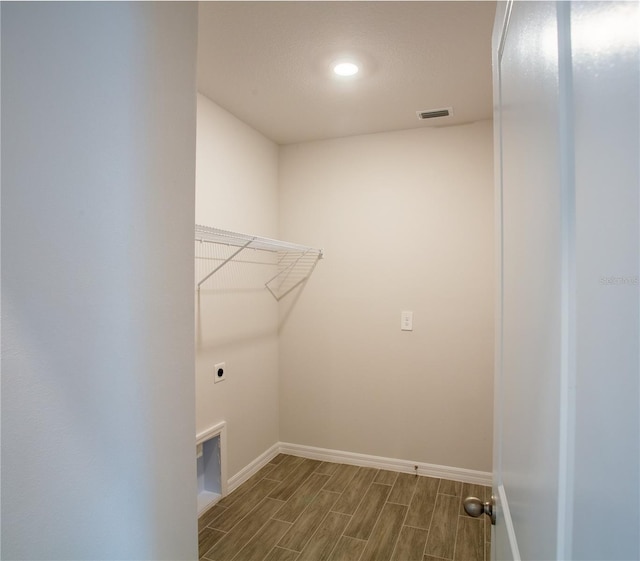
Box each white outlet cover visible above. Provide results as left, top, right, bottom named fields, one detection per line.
left=214, top=362, right=226, bottom=383
left=401, top=311, right=413, bottom=331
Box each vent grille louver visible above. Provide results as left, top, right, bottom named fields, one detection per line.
left=417, top=107, right=453, bottom=120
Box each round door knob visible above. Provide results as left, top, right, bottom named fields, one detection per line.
left=463, top=496, right=496, bottom=525
left=463, top=496, right=485, bottom=517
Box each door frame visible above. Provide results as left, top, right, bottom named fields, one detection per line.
left=491, top=2, right=577, bottom=559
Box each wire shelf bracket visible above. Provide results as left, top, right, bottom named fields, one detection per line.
left=195, top=224, right=323, bottom=300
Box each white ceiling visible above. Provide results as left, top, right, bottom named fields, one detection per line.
left=197, top=1, right=496, bottom=145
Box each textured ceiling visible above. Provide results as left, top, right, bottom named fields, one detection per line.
left=197, top=1, right=496, bottom=145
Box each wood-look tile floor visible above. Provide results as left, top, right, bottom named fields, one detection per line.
left=198, top=454, right=491, bottom=561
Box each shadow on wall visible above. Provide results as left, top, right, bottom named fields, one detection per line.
left=195, top=234, right=323, bottom=344
left=195, top=279, right=315, bottom=349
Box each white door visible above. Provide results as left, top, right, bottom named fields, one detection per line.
left=492, top=2, right=639, bottom=560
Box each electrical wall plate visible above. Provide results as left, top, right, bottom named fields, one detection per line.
left=401, top=311, right=413, bottom=331
left=214, top=362, right=226, bottom=383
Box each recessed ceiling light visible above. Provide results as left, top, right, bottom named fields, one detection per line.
left=333, top=61, right=359, bottom=77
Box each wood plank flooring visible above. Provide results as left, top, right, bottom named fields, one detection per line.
left=199, top=454, right=491, bottom=561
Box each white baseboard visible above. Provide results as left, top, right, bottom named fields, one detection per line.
left=278, top=442, right=492, bottom=486
left=227, top=442, right=281, bottom=493
left=225, top=441, right=491, bottom=492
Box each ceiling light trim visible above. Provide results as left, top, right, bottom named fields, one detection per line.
left=333, top=61, right=360, bottom=77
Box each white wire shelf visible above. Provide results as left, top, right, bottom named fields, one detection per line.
left=195, top=224, right=323, bottom=300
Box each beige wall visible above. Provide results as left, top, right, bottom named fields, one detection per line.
left=278, top=122, right=494, bottom=472
left=195, top=94, right=280, bottom=477
left=195, top=95, right=494, bottom=474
